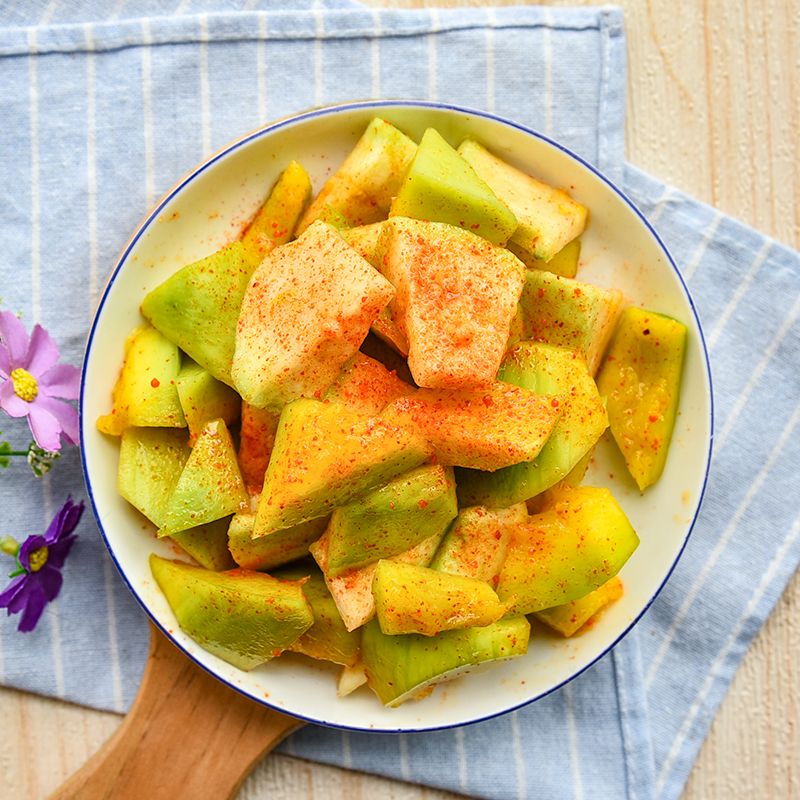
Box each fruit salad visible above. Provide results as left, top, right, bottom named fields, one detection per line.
left=96, top=117, right=686, bottom=707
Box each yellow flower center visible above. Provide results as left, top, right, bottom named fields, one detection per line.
left=28, top=546, right=49, bottom=573
left=11, top=368, right=38, bottom=402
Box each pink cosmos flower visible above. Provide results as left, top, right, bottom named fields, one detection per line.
left=0, top=311, right=80, bottom=452
left=0, top=496, right=83, bottom=632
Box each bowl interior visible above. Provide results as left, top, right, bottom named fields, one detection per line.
left=81, top=101, right=713, bottom=733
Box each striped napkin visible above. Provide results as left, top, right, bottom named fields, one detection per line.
left=1, top=5, right=799, bottom=800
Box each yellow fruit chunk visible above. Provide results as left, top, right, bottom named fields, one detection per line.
left=596, top=306, right=688, bottom=490
left=239, top=160, right=312, bottom=266
left=381, top=381, right=563, bottom=472
left=534, top=576, right=623, bottom=637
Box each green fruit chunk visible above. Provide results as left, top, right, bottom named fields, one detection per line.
left=516, top=269, right=627, bottom=375
left=159, top=418, right=249, bottom=537
left=175, top=359, right=240, bottom=444
left=372, top=560, right=511, bottom=636
left=374, top=217, right=526, bottom=388
left=170, top=517, right=236, bottom=572
left=97, top=323, right=185, bottom=435
left=297, top=117, right=418, bottom=234
left=456, top=342, right=608, bottom=507
left=596, top=306, right=688, bottom=490
left=239, top=160, right=312, bottom=266
left=381, top=381, right=563, bottom=472
left=254, top=398, right=434, bottom=538
left=429, top=503, right=527, bottom=582
left=390, top=128, right=517, bottom=247
left=324, top=464, right=457, bottom=577
left=509, top=237, right=582, bottom=278
left=150, top=554, right=313, bottom=670
left=232, top=220, right=396, bottom=410
left=141, top=241, right=253, bottom=387
left=227, top=511, right=328, bottom=572
left=534, top=576, right=623, bottom=637
left=457, top=137, right=587, bottom=262
left=496, top=485, right=639, bottom=614
left=361, top=615, right=530, bottom=707
left=275, top=561, right=362, bottom=667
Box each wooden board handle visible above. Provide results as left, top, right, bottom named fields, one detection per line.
left=48, top=621, right=304, bottom=800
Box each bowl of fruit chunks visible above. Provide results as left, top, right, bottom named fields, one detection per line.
left=82, top=101, right=712, bottom=732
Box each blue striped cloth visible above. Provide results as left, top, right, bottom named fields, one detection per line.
left=1, top=5, right=798, bottom=800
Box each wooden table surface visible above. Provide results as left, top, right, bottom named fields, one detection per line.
left=2, top=1, right=798, bottom=798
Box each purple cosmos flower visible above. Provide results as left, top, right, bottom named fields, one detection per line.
left=0, top=310, right=81, bottom=452
left=0, top=496, right=83, bottom=632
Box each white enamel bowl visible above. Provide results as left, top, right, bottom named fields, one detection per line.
left=81, top=100, right=713, bottom=733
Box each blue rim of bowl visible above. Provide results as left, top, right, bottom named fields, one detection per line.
left=80, top=99, right=715, bottom=734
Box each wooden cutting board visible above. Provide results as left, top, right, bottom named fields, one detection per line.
left=47, top=621, right=304, bottom=800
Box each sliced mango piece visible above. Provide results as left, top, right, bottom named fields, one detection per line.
left=239, top=160, right=312, bottom=266
left=534, top=576, right=623, bottom=637
left=361, top=615, right=530, bottom=707
left=175, top=359, right=240, bottom=444
left=232, top=220, right=395, bottom=409
left=390, top=128, right=517, bottom=246
left=97, top=323, right=185, bottom=435
left=150, top=554, right=313, bottom=670
left=381, top=381, right=563, bottom=472
left=596, top=306, right=688, bottom=490
left=376, top=217, right=525, bottom=388
left=457, top=137, right=587, bottom=262
left=254, top=398, right=434, bottom=538
left=297, top=117, right=417, bottom=234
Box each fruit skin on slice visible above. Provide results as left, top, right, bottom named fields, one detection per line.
left=309, top=526, right=444, bottom=632
left=457, top=137, right=587, bottom=262
left=375, top=217, right=526, bottom=389
left=275, top=560, right=362, bottom=667
left=429, top=502, right=528, bottom=583
left=159, top=418, right=249, bottom=538
left=322, top=351, right=414, bottom=417
left=534, top=575, right=623, bottom=637
left=323, top=463, right=457, bottom=577
left=232, top=220, right=396, bottom=410
left=253, top=398, right=434, bottom=538
left=516, top=268, right=628, bottom=376
left=381, top=381, right=563, bottom=472
left=296, top=117, right=418, bottom=234
left=360, top=615, right=530, bottom=707
left=372, top=560, right=512, bottom=637
left=227, top=510, right=329, bottom=572
left=495, top=485, right=639, bottom=614
left=150, top=554, right=313, bottom=670
left=389, top=128, right=517, bottom=247
left=239, top=160, right=312, bottom=266
left=140, top=241, right=253, bottom=388
left=596, top=306, right=688, bottom=490
left=97, top=323, right=185, bottom=435
left=456, top=342, right=608, bottom=507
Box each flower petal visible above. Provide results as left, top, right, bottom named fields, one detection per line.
left=0, top=343, right=10, bottom=379
left=26, top=401, right=65, bottom=451
left=37, top=564, right=64, bottom=603
left=0, top=379, right=32, bottom=417
left=26, top=324, right=61, bottom=378
left=0, top=311, right=31, bottom=368
left=38, top=363, right=81, bottom=400
left=17, top=580, right=47, bottom=633
left=34, top=395, right=80, bottom=447
left=45, top=534, right=78, bottom=570
left=0, top=574, right=29, bottom=611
